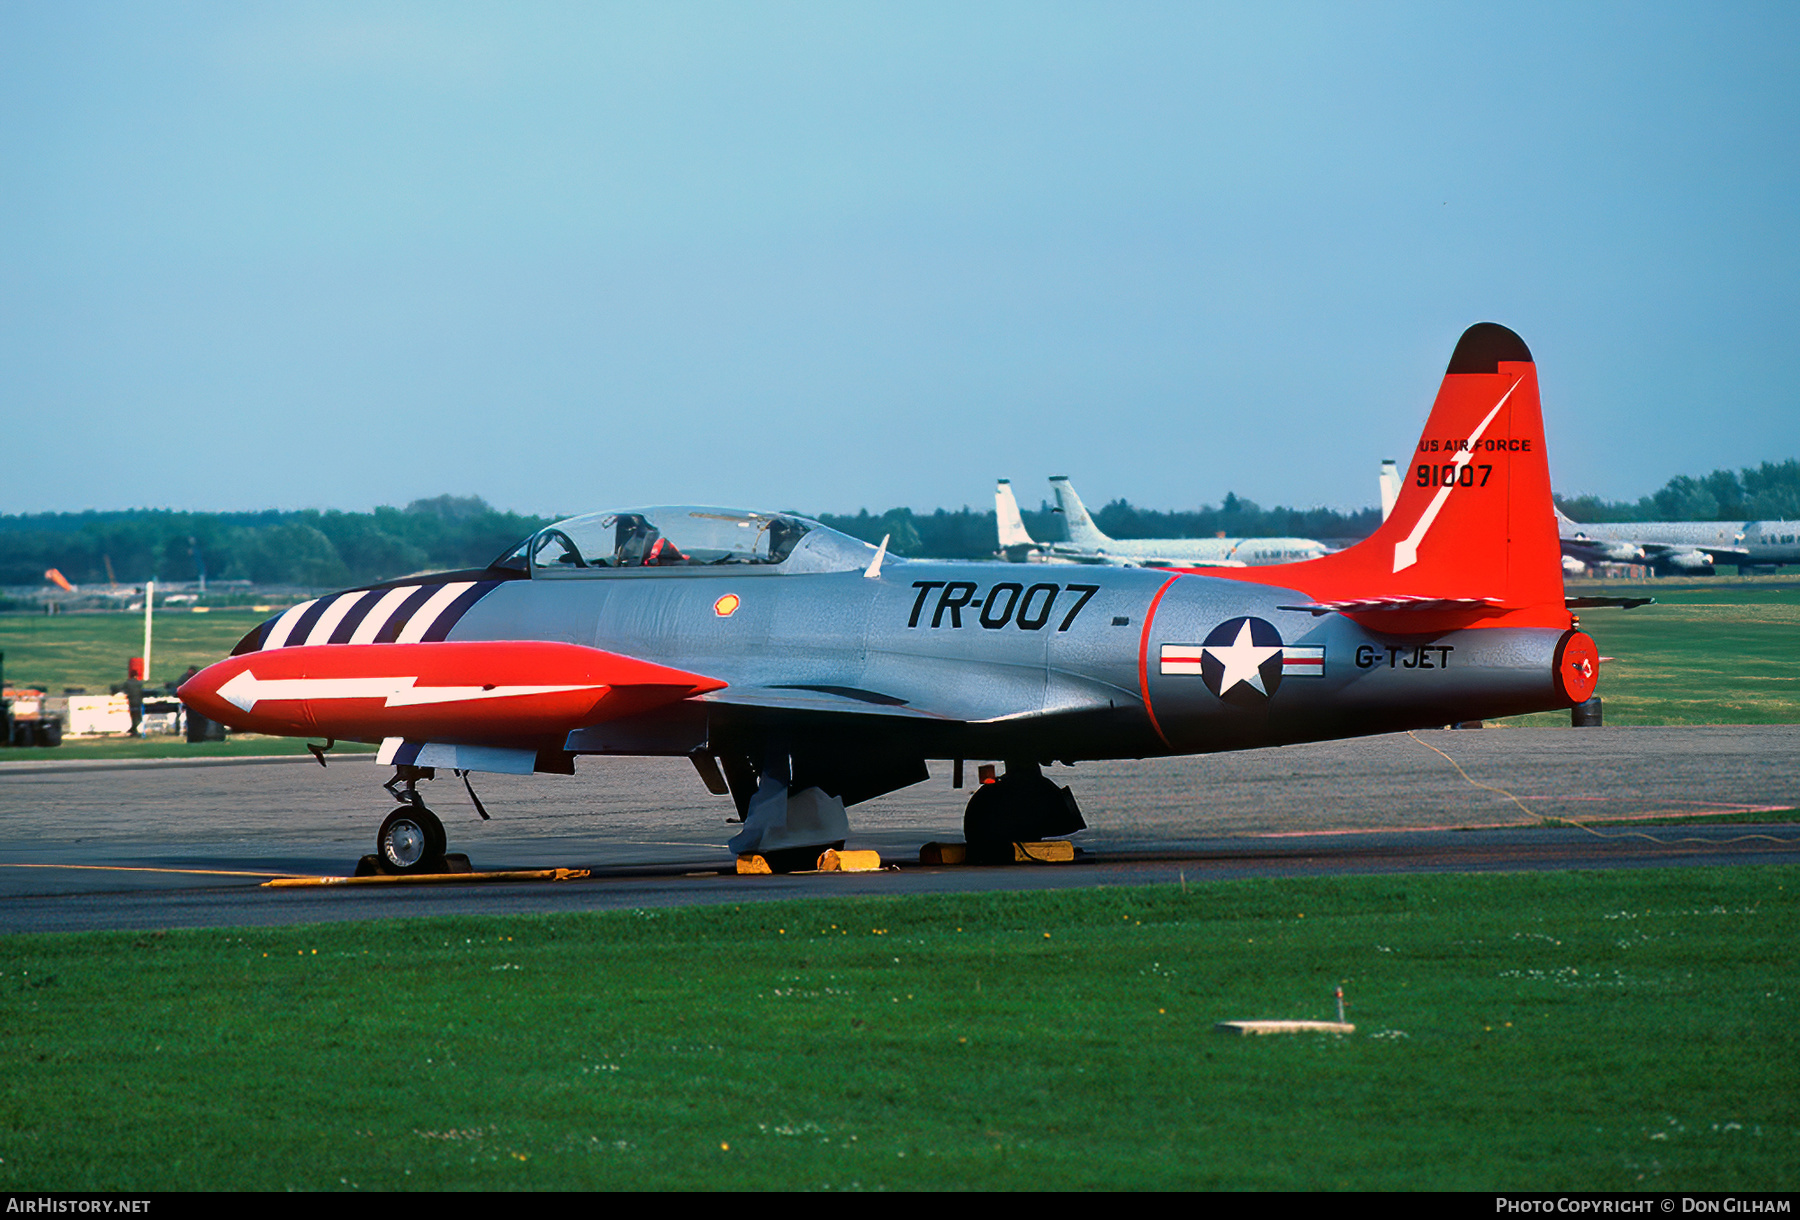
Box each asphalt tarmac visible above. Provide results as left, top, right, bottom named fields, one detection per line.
left=1, top=725, right=1797, bottom=933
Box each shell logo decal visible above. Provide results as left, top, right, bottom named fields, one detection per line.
left=713, top=593, right=741, bottom=618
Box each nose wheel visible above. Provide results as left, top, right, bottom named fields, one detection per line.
left=374, top=765, right=453, bottom=874
left=377, top=804, right=447, bottom=873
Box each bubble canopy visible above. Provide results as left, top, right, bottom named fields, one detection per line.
left=492, top=507, right=882, bottom=576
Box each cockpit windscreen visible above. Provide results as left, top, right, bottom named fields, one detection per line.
left=499, top=508, right=814, bottom=572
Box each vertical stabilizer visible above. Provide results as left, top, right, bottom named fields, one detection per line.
left=994, top=480, right=1038, bottom=550
left=1049, top=477, right=1112, bottom=548
left=1207, top=323, right=1568, bottom=631
left=1379, top=460, right=1401, bottom=522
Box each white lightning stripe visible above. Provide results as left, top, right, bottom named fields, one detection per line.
left=1393, top=379, right=1521, bottom=573
left=348, top=586, right=418, bottom=645
left=217, top=670, right=605, bottom=713
left=262, top=599, right=320, bottom=651
left=387, top=682, right=601, bottom=707
left=395, top=582, right=475, bottom=644
left=304, top=590, right=369, bottom=646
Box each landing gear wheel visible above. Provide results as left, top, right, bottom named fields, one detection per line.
left=963, top=766, right=1085, bottom=844
left=377, top=805, right=447, bottom=874
left=962, top=781, right=1012, bottom=844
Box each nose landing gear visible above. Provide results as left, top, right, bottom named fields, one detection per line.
left=376, top=765, right=449, bottom=874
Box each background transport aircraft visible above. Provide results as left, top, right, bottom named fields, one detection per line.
left=993, top=477, right=1330, bottom=567
left=1379, top=460, right=1795, bottom=576
left=1051, top=477, right=1332, bottom=566
left=993, top=478, right=1147, bottom=565
left=1554, top=509, right=1800, bottom=575
left=180, top=322, right=1603, bottom=876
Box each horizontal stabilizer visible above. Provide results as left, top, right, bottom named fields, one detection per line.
left=1565, top=596, right=1655, bottom=610
left=1276, top=595, right=1504, bottom=618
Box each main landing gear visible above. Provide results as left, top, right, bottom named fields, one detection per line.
left=962, top=760, right=1086, bottom=845
left=376, top=765, right=448, bottom=874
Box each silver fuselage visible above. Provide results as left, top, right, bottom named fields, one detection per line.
left=434, top=557, right=1571, bottom=763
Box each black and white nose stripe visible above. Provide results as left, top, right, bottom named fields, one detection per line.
left=307, top=589, right=372, bottom=645
left=234, top=580, right=502, bottom=654
left=394, top=582, right=478, bottom=644
left=343, top=586, right=418, bottom=644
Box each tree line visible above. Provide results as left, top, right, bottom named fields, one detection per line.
left=0, top=496, right=550, bottom=588
left=3, top=459, right=1792, bottom=590
left=1556, top=460, right=1800, bottom=524
left=814, top=494, right=1381, bottom=560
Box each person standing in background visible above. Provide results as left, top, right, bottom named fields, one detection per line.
left=114, top=659, right=145, bottom=737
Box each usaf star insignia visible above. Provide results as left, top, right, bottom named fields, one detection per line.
left=1161, top=616, right=1286, bottom=706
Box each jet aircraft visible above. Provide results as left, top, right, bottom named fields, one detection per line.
left=1049, top=477, right=1330, bottom=567
left=994, top=477, right=1330, bottom=567
left=1378, top=461, right=1788, bottom=577
left=993, top=478, right=1148, bottom=565
left=181, top=322, right=1604, bottom=875
left=1554, top=509, right=1799, bottom=575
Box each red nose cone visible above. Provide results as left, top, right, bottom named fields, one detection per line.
left=179, top=640, right=724, bottom=744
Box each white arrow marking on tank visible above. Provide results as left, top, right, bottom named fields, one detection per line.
left=1393, top=380, right=1520, bottom=573
left=217, top=670, right=604, bottom=713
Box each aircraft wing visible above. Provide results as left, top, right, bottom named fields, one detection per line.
left=699, top=666, right=1128, bottom=726
left=1141, top=557, right=1247, bottom=569
left=1636, top=541, right=1752, bottom=565
left=1562, top=535, right=1751, bottom=568
left=697, top=684, right=955, bottom=720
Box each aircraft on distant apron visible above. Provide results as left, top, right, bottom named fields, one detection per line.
left=181, top=323, right=1610, bottom=874
left=992, top=477, right=1330, bottom=567
left=1553, top=509, right=1800, bottom=575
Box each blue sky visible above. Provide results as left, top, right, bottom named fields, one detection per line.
left=4, top=2, right=1796, bottom=517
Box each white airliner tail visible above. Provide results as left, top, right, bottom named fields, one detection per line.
left=1049, top=477, right=1112, bottom=547
left=1379, top=460, right=1401, bottom=522
left=994, top=480, right=1038, bottom=550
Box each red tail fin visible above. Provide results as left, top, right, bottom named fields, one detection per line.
left=1210, top=323, right=1569, bottom=631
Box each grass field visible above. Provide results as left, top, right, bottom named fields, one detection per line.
left=1499, top=582, right=1800, bottom=726
left=0, top=607, right=278, bottom=694
left=0, top=606, right=348, bottom=759
left=1, top=869, right=1792, bottom=1191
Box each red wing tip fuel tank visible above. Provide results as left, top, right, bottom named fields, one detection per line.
left=178, top=641, right=726, bottom=745
left=181, top=324, right=1600, bottom=871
